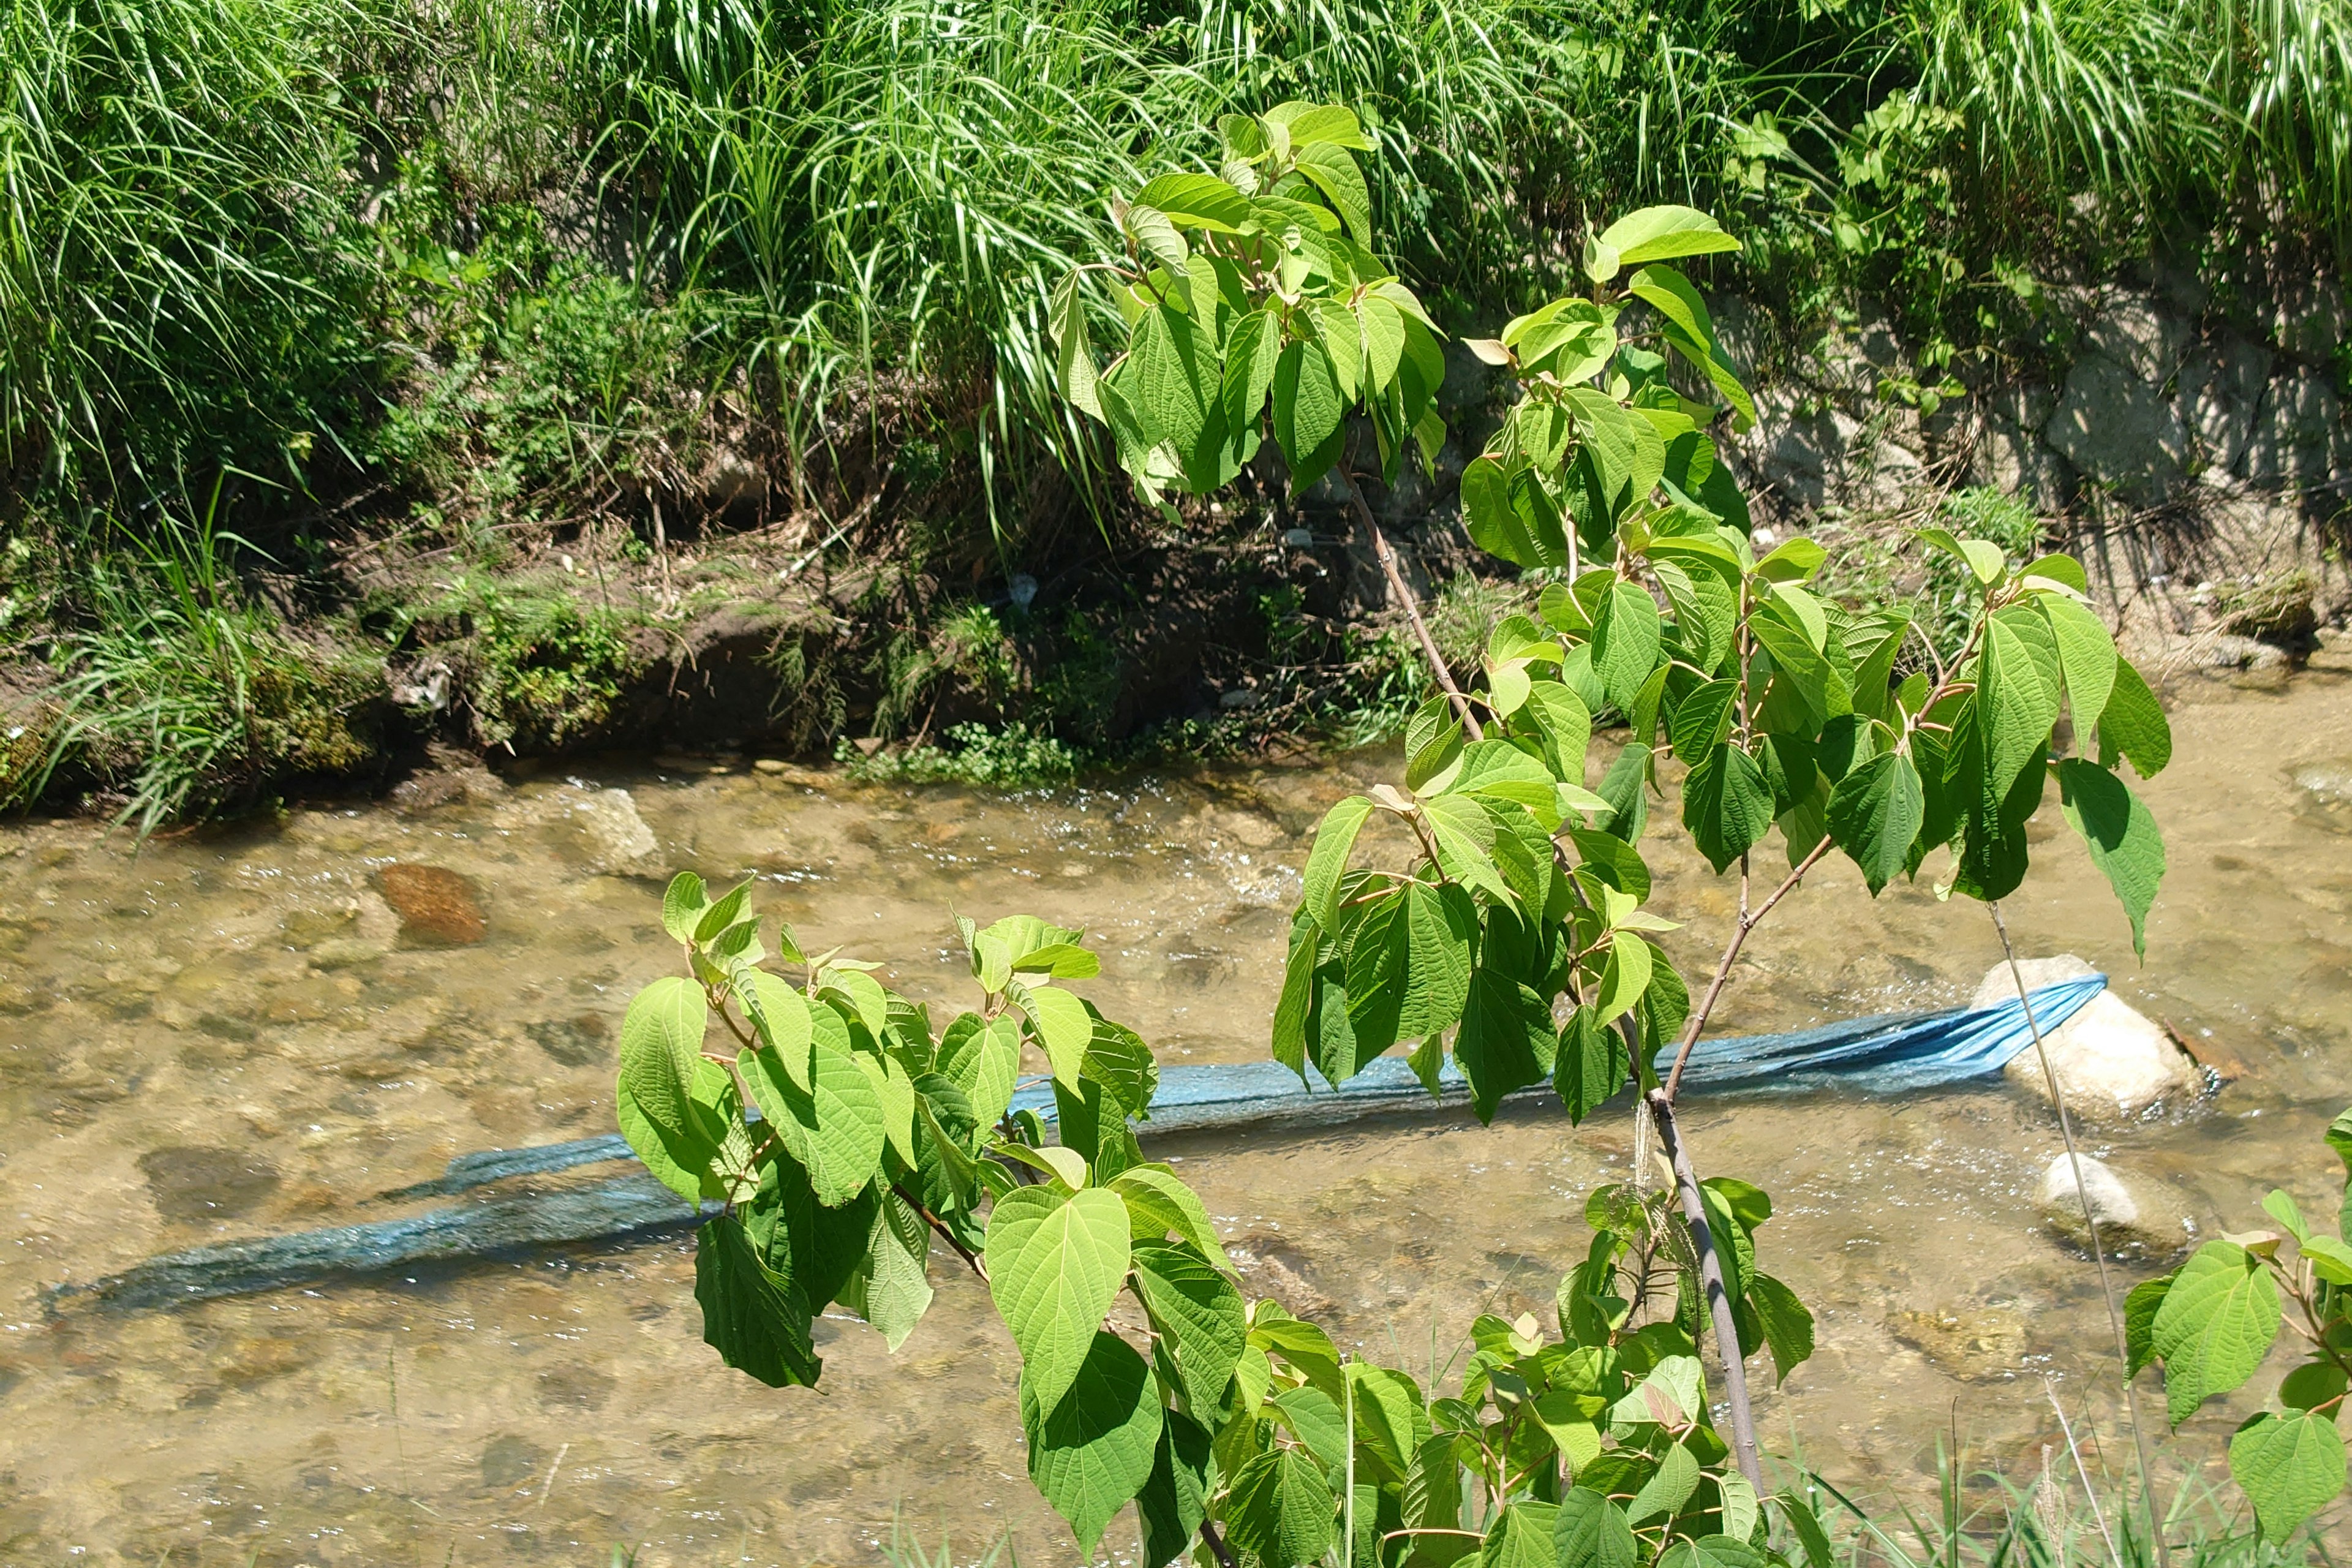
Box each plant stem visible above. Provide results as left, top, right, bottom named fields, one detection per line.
left=1335, top=454, right=1483, bottom=740
left=1661, top=836, right=1836, bottom=1102
left=893, top=1182, right=987, bottom=1280
left=1197, top=1520, right=1240, bottom=1568
left=1643, top=1079, right=1763, bottom=1491
left=1989, top=900, right=2168, bottom=1568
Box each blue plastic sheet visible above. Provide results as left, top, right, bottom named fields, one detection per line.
left=64, top=977, right=2105, bottom=1310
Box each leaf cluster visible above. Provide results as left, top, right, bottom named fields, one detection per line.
left=2132, top=1107, right=2352, bottom=1546
left=1052, top=102, right=1449, bottom=510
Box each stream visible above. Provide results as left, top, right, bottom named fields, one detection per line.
left=4, top=667, right=2350, bottom=1567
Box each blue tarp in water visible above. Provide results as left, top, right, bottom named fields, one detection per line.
left=62, top=976, right=2106, bottom=1310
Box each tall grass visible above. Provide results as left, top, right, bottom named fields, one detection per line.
left=0, top=0, right=379, bottom=493
left=25, top=482, right=383, bottom=830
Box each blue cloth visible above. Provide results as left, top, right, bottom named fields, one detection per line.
left=68, top=978, right=2108, bottom=1310
left=1009, top=974, right=2109, bottom=1133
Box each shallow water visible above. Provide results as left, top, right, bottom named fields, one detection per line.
left=4, top=671, right=2350, bottom=1567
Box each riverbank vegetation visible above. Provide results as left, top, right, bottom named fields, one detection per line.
left=3, top=0, right=2351, bottom=824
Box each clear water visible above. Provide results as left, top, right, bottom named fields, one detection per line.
left=4, top=672, right=2350, bottom=1566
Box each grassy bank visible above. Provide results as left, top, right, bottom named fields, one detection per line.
left=2, top=0, right=2350, bottom=823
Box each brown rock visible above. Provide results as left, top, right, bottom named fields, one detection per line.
left=376, top=864, right=486, bottom=946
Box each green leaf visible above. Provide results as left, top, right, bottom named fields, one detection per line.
left=2056, top=758, right=2165, bottom=959
left=1669, top=680, right=1737, bottom=764
left=837, top=1186, right=933, bottom=1350
left=1555, top=1488, right=1637, bottom=1568
left=1480, top=1502, right=1559, bottom=1568
left=2150, top=1241, right=2284, bottom=1426
left=986, top=1185, right=1134, bottom=1414
left=854, top=1049, right=919, bottom=1167
left=1455, top=962, right=1557, bottom=1123
left=1224, top=308, right=1283, bottom=435
left=661, top=872, right=709, bottom=944
left=2097, top=657, right=2173, bottom=779
left=1917, top=526, right=2006, bottom=586
left=2040, top=594, right=2117, bottom=739
left=1627, top=264, right=1716, bottom=347
left=1596, top=932, right=1654, bottom=1027
left=1131, top=304, right=1212, bottom=453
left=1268, top=100, right=1374, bottom=150
left=1272, top=1384, right=1349, bottom=1474
left=616, top=977, right=715, bottom=1202
left=2125, top=1271, right=2174, bottom=1377
left=1349, top=1362, right=1432, bottom=1483
left=1746, top=1272, right=1814, bottom=1385
left=1023, top=1329, right=1164, bottom=1554
left=745, top=1036, right=886, bottom=1207
left=1981, top=609, right=2062, bottom=797
left=1594, top=581, right=1664, bottom=712
left=1657, top=1537, right=1768, bottom=1568
left=1683, top=743, right=1776, bottom=873
left=2228, top=1410, right=2348, bottom=1545
left=1135, top=172, right=1251, bottom=232
left=937, top=1012, right=1020, bottom=1130
left=1016, top=982, right=1096, bottom=1090
left=1275, top=338, right=1346, bottom=494
left=1462, top=455, right=1569, bottom=570
left=1344, top=880, right=1475, bottom=1054
left=1133, top=1240, right=1247, bottom=1415
left=1111, top=1164, right=1234, bottom=1272
left=696, top=1213, right=820, bottom=1389
left=1826, top=752, right=1925, bottom=896
left=1295, top=141, right=1372, bottom=242
left=1556, top=1005, right=1630, bottom=1124
left=1303, top=796, right=1375, bottom=934
left=1137, top=1410, right=1214, bottom=1568
left=1226, top=1447, right=1336, bottom=1568
left=1598, top=206, right=1741, bottom=266
left=1048, top=271, right=1106, bottom=423
left=1627, top=1441, right=1703, bottom=1522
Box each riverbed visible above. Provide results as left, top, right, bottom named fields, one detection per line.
left=3, top=667, right=2349, bottom=1566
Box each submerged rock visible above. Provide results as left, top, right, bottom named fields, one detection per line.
left=1978, top=956, right=2203, bottom=1117
left=555, top=788, right=660, bottom=875
left=138, top=1146, right=282, bottom=1224
left=2293, top=758, right=2352, bottom=835
left=2039, top=1152, right=2191, bottom=1256
left=376, top=864, right=487, bottom=946
left=1886, top=1305, right=2030, bottom=1381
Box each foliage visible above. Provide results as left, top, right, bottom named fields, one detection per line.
left=620, top=884, right=1817, bottom=1563
left=397, top=573, right=638, bottom=750
left=840, top=722, right=1083, bottom=790
left=2132, top=1106, right=2352, bottom=1545
left=619, top=103, right=2192, bottom=1568
left=17, top=493, right=383, bottom=831
left=0, top=0, right=379, bottom=491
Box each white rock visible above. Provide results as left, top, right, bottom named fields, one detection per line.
left=564, top=788, right=660, bottom=873
left=1978, top=956, right=2204, bottom=1117
left=2040, top=1153, right=2189, bottom=1254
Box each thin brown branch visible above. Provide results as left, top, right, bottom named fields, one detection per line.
left=1198, top=1519, right=1240, bottom=1568
left=894, top=1182, right=987, bottom=1281
left=1335, top=453, right=1483, bottom=740
left=1660, top=834, right=1837, bottom=1102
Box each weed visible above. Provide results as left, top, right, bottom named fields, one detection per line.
left=842, top=722, right=1081, bottom=790
left=401, top=573, right=638, bottom=750
left=23, top=492, right=384, bottom=831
